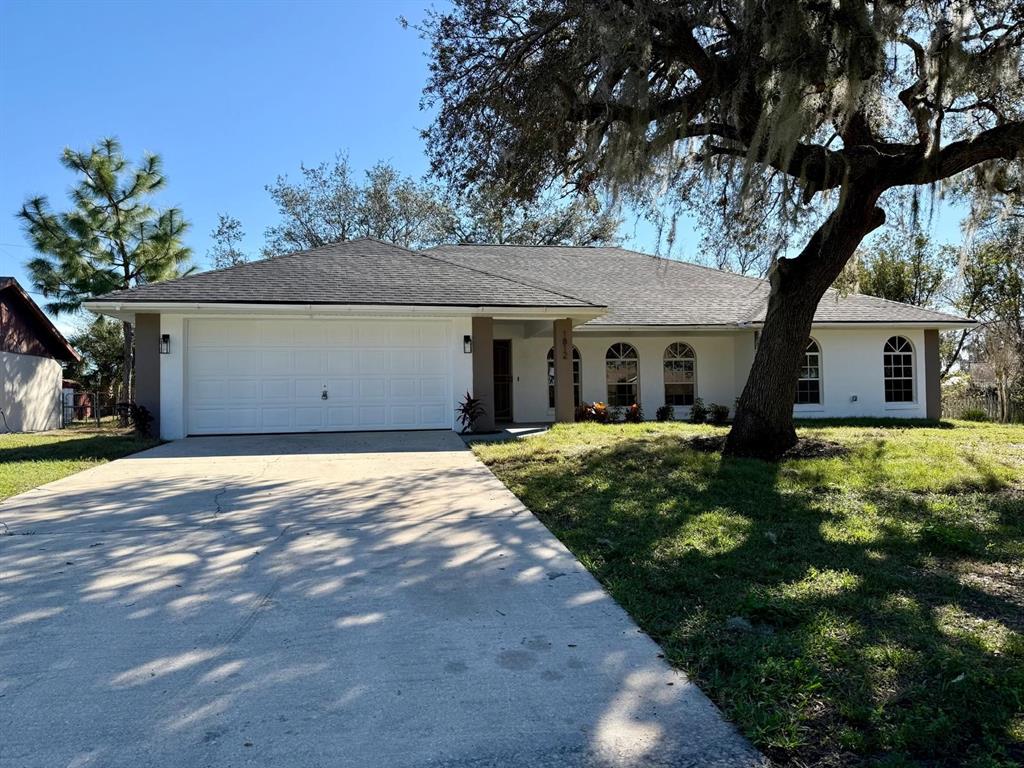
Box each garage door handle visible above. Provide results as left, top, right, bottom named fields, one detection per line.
left=321, top=389, right=328, bottom=400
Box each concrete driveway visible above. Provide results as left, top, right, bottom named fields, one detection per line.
left=0, top=431, right=761, bottom=768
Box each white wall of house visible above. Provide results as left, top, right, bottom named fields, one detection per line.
left=151, top=315, right=932, bottom=439
left=0, top=350, right=62, bottom=431
left=498, top=325, right=740, bottom=423
left=499, top=324, right=930, bottom=423
left=799, top=327, right=928, bottom=419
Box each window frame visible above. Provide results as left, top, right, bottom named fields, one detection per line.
left=605, top=342, right=640, bottom=407
left=663, top=342, right=697, bottom=408
left=547, top=345, right=582, bottom=409
left=883, top=335, right=916, bottom=405
left=794, top=338, right=823, bottom=408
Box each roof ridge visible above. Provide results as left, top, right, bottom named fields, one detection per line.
left=418, top=249, right=603, bottom=308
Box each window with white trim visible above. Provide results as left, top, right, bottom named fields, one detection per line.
left=795, top=339, right=822, bottom=405
left=605, top=343, right=639, bottom=406
left=547, top=346, right=581, bottom=408
left=663, top=343, right=696, bottom=406
left=884, top=336, right=914, bottom=402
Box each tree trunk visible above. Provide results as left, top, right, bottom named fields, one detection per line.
left=724, top=190, right=886, bottom=461
left=122, top=320, right=134, bottom=404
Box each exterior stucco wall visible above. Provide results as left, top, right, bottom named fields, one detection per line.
left=0, top=350, right=62, bottom=431
left=154, top=315, right=935, bottom=439
left=500, top=326, right=739, bottom=423
left=501, top=325, right=932, bottom=423
left=798, top=327, right=928, bottom=419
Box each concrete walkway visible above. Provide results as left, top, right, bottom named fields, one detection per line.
left=0, top=431, right=762, bottom=768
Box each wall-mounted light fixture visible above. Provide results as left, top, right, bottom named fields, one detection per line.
left=159, top=334, right=170, bottom=355
left=463, top=334, right=473, bottom=354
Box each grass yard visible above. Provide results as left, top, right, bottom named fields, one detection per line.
left=474, top=420, right=1024, bottom=768
left=0, top=426, right=159, bottom=502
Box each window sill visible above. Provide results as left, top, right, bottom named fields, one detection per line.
left=794, top=405, right=825, bottom=412
left=884, top=403, right=918, bottom=411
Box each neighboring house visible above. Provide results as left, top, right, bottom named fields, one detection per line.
left=1, top=277, right=80, bottom=432
left=84, top=239, right=973, bottom=441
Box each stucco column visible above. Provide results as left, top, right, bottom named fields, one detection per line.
left=134, top=313, right=161, bottom=436
left=924, top=328, right=941, bottom=420
left=553, top=318, right=574, bottom=423
left=471, top=316, right=495, bottom=432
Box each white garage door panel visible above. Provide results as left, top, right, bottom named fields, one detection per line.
left=187, top=319, right=452, bottom=434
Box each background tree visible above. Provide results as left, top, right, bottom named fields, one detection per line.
left=18, top=138, right=191, bottom=399
left=65, top=316, right=126, bottom=401
left=836, top=230, right=948, bottom=307
left=451, top=183, right=620, bottom=245
left=208, top=214, right=247, bottom=269
left=357, top=161, right=454, bottom=246
left=262, top=155, right=450, bottom=254
left=261, top=151, right=622, bottom=254
left=420, top=0, right=1024, bottom=459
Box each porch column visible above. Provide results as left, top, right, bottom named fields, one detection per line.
left=924, top=328, right=941, bottom=420
left=471, top=316, right=495, bottom=432
left=134, top=313, right=161, bottom=436
left=553, top=318, right=574, bottom=423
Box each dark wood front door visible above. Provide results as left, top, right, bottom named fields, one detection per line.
left=493, top=339, right=513, bottom=422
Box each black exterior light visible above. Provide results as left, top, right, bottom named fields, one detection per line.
left=159, top=334, right=170, bottom=354
left=463, top=334, right=473, bottom=353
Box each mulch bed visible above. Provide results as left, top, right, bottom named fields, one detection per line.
left=684, top=434, right=850, bottom=460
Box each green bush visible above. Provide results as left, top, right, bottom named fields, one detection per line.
left=960, top=408, right=989, bottom=422
left=708, top=402, right=730, bottom=425
left=690, top=398, right=708, bottom=423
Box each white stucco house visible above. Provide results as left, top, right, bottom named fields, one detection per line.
left=84, top=239, right=972, bottom=441
left=1, top=277, right=79, bottom=432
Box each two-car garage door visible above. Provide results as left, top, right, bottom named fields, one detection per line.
left=186, top=318, right=453, bottom=434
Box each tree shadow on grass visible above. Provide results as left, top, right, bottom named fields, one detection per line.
left=491, top=434, right=1024, bottom=767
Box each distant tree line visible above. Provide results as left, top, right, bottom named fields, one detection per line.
left=208, top=153, right=621, bottom=268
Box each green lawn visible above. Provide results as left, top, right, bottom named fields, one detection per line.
left=474, top=420, right=1024, bottom=768
left=0, top=427, right=160, bottom=502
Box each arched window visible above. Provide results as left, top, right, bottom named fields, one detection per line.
left=796, top=339, right=822, bottom=405
left=605, top=343, right=639, bottom=406
left=663, top=343, right=696, bottom=406
left=547, top=346, right=581, bottom=408
left=884, top=336, right=915, bottom=402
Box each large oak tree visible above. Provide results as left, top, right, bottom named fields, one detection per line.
left=420, top=0, right=1024, bottom=459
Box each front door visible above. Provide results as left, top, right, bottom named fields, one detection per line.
left=493, top=339, right=513, bottom=422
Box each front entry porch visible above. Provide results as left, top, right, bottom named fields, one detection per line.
left=471, top=315, right=577, bottom=432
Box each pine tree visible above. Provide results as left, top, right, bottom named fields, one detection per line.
left=18, top=138, right=191, bottom=400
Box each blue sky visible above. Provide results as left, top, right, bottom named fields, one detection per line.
left=1, top=0, right=966, bottom=333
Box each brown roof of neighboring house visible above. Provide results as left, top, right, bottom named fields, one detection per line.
left=0, top=277, right=80, bottom=362
left=90, top=238, right=972, bottom=327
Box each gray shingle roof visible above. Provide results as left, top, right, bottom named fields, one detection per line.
left=426, top=244, right=972, bottom=326
left=93, top=238, right=972, bottom=326
left=96, top=239, right=599, bottom=309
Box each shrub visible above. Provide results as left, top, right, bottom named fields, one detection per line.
left=655, top=404, right=675, bottom=422
left=129, top=404, right=154, bottom=437
left=690, top=398, right=708, bottom=423
left=960, top=408, right=989, bottom=422
left=456, top=391, right=486, bottom=433
left=708, top=402, right=730, bottom=425
left=623, top=403, right=643, bottom=423
left=576, top=401, right=611, bottom=423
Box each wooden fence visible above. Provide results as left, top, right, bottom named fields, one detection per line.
left=943, top=390, right=1023, bottom=423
